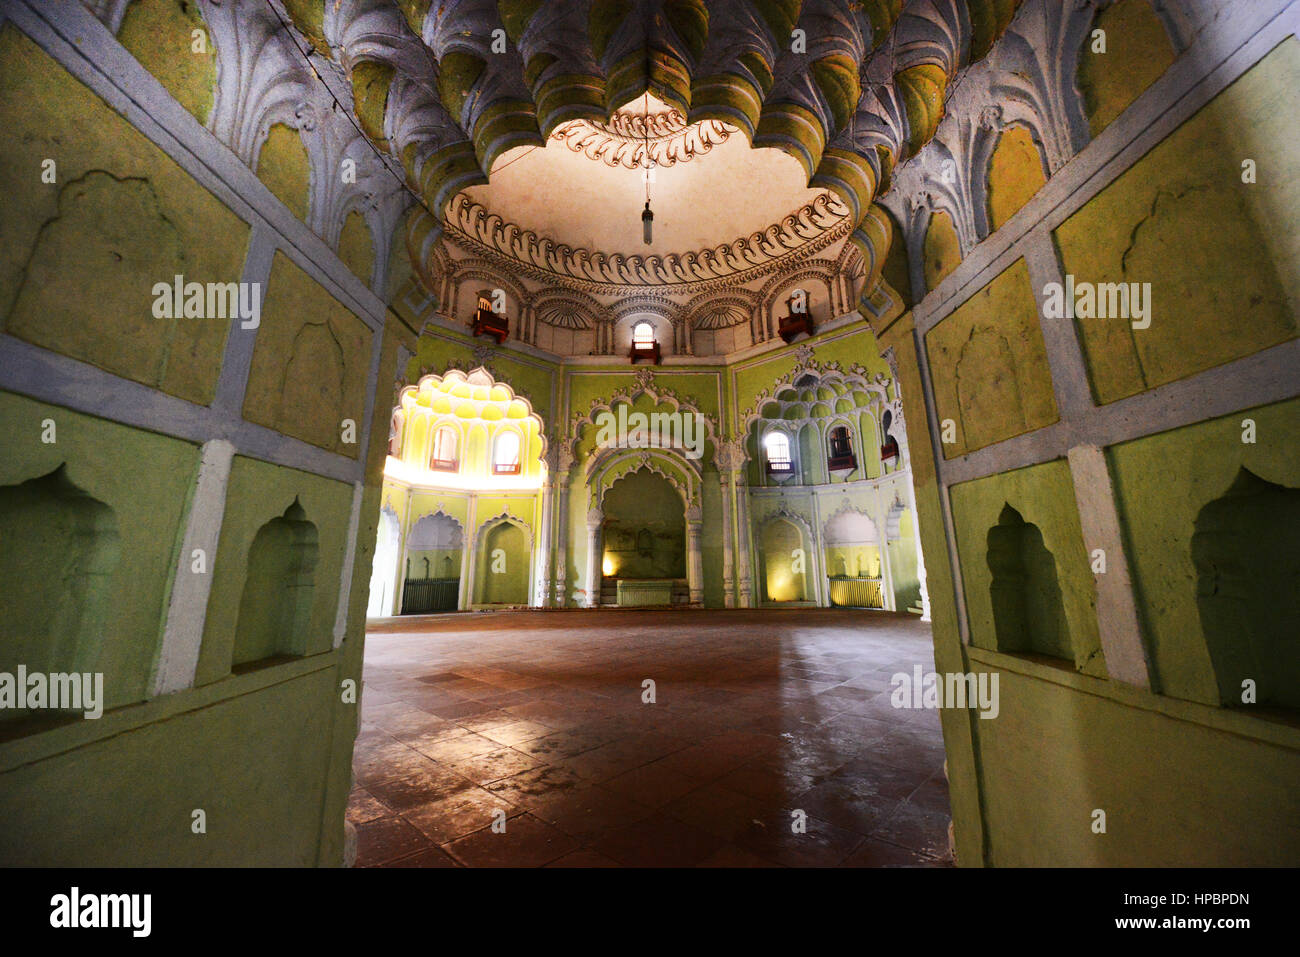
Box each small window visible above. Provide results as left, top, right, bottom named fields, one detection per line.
left=493, top=431, right=521, bottom=475
left=430, top=426, right=459, bottom=472
left=632, top=321, right=655, bottom=346
left=764, top=431, right=792, bottom=473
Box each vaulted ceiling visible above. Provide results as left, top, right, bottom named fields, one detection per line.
left=275, top=0, right=1027, bottom=310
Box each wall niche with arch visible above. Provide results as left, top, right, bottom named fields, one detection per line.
left=0, top=466, right=121, bottom=722
left=602, top=468, right=686, bottom=580
left=474, top=518, right=531, bottom=606
left=1191, top=469, right=1300, bottom=711
left=232, top=498, right=319, bottom=670
left=759, top=516, right=811, bottom=604
left=986, top=504, right=1075, bottom=664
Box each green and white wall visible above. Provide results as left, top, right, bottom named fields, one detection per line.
left=871, top=0, right=1300, bottom=865
left=0, top=0, right=417, bottom=865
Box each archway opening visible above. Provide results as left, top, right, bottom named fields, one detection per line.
left=601, top=467, right=686, bottom=606
left=366, top=507, right=401, bottom=618
left=403, top=512, right=463, bottom=613
left=823, top=508, right=882, bottom=608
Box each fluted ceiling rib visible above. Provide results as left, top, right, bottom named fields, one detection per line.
left=273, top=0, right=1024, bottom=308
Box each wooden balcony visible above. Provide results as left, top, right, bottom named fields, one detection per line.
left=629, top=340, right=661, bottom=364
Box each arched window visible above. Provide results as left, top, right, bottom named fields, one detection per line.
left=388, top=410, right=404, bottom=457
left=632, top=321, right=655, bottom=346
left=827, top=424, right=857, bottom=471
left=430, top=426, right=459, bottom=472
left=764, top=431, right=792, bottom=473
left=493, top=430, right=521, bottom=475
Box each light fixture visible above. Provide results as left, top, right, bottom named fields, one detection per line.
left=640, top=90, right=653, bottom=245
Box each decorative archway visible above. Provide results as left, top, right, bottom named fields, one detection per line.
left=585, top=446, right=703, bottom=607
left=402, top=510, right=464, bottom=613
left=754, top=507, right=823, bottom=606
left=469, top=512, right=534, bottom=607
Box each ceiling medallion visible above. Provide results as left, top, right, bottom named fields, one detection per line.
left=551, top=108, right=732, bottom=170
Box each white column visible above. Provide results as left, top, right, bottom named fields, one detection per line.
left=686, top=511, right=704, bottom=605
left=153, top=438, right=234, bottom=696
left=718, top=473, right=735, bottom=608
left=905, top=469, right=932, bottom=621
left=553, top=478, right=570, bottom=606
left=734, top=482, right=755, bottom=608
left=585, top=507, right=603, bottom=608
left=535, top=478, right=554, bottom=607
left=876, top=485, right=896, bottom=611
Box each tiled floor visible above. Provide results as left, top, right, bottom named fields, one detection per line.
left=349, top=608, right=952, bottom=867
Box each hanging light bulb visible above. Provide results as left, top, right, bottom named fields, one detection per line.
left=639, top=89, right=653, bottom=245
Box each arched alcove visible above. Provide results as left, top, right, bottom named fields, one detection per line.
left=233, top=499, right=319, bottom=668
left=1192, top=469, right=1300, bottom=709
left=760, top=517, right=809, bottom=603
left=475, top=519, right=530, bottom=605
left=0, top=466, right=121, bottom=719
left=823, top=508, right=882, bottom=608
left=986, top=504, right=1070, bottom=660
left=602, top=468, right=686, bottom=580
left=404, top=512, right=463, bottom=613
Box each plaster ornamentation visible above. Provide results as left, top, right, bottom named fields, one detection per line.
left=551, top=108, right=732, bottom=169
left=441, top=192, right=850, bottom=289
left=569, top=379, right=719, bottom=470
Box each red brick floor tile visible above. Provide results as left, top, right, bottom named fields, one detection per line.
left=444, top=813, right=581, bottom=867
left=359, top=609, right=949, bottom=868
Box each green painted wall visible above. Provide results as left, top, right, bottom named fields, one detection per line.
left=1108, top=397, right=1300, bottom=706
left=0, top=393, right=197, bottom=712
left=878, top=25, right=1300, bottom=868
left=0, top=25, right=247, bottom=407
left=927, top=259, right=1059, bottom=457
left=244, top=253, right=372, bottom=457
left=1057, top=37, right=1299, bottom=404
left=1077, top=0, right=1175, bottom=139
left=117, top=0, right=218, bottom=126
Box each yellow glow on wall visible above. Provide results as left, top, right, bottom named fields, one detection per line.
left=767, top=570, right=797, bottom=602
left=387, top=367, right=547, bottom=490
left=602, top=554, right=616, bottom=576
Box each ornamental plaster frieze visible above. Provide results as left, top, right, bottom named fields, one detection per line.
left=440, top=191, right=852, bottom=291
left=551, top=108, right=733, bottom=169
